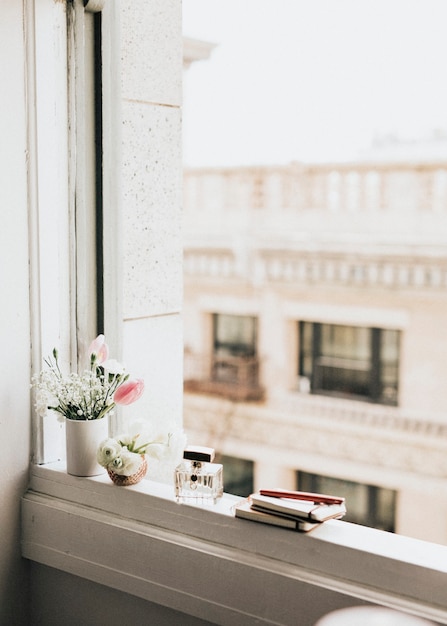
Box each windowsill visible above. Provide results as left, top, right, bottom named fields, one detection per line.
left=22, top=463, right=447, bottom=625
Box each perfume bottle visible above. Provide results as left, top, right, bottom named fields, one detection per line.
left=175, top=445, right=223, bottom=503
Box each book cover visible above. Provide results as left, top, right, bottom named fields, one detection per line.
left=249, top=494, right=346, bottom=522
left=234, top=501, right=321, bottom=532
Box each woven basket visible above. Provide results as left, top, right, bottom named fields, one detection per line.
left=107, top=455, right=148, bottom=486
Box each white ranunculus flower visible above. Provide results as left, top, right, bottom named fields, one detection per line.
left=117, top=433, right=134, bottom=448
left=110, top=456, right=124, bottom=471
left=113, top=449, right=143, bottom=476
left=145, top=443, right=166, bottom=461
left=97, top=438, right=122, bottom=466
left=146, top=430, right=188, bottom=484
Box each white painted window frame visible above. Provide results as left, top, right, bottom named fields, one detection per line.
left=29, top=0, right=122, bottom=463
left=66, top=0, right=121, bottom=356
left=22, top=462, right=447, bottom=625
left=23, top=3, right=447, bottom=623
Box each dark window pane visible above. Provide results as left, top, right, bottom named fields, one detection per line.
left=214, top=314, right=257, bottom=357
left=315, top=360, right=371, bottom=397
left=298, top=321, right=400, bottom=405
left=375, top=484, right=396, bottom=531
left=298, top=471, right=396, bottom=532
left=321, top=324, right=370, bottom=361
left=316, top=324, right=371, bottom=398
left=380, top=329, right=400, bottom=405
left=218, top=454, right=253, bottom=497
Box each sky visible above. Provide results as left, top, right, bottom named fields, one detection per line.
left=182, top=0, right=447, bottom=167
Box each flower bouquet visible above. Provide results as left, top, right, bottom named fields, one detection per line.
left=97, top=423, right=186, bottom=486
left=98, top=434, right=149, bottom=486
left=32, top=335, right=144, bottom=476
left=32, top=334, right=144, bottom=422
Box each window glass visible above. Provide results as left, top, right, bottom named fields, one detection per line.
left=298, top=471, right=396, bottom=532
left=218, top=454, right=253, bottom=497
left=213, top=314, right=257, bottom=357
left=298, top=322, right=400, bottom=405
left=321, top=324, right=370, bottom=362
left=380, top=329, right=400, bottom=405
left=318, top=324, right=371, bottom=397
left=375, top=483, right=397, bottom=531
left=185, top=314, right=263, bottom=400
left=299, top=321, right=313, bottom=380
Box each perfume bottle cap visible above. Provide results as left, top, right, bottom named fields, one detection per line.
left=183, top=445, right=215, bottom=463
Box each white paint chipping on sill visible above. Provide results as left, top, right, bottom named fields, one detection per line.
left=22, top=463, right=447, bottom=626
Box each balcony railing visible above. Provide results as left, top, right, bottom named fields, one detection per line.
left=184, top=245, right=447, bottom=291
left=184, top=351, right=265, bottom=402
left=183, top=163, right=447, bottom=250
left=184, top=162, right=447, bottom=214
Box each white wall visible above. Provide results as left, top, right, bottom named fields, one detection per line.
left=0, top=2, right=31, bottom=623
left=0, top=0, right=183, bottom=623
left=30, top=564, right=214, bottom=626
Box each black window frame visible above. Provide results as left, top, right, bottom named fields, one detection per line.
left=298, top=321, right=400, bottom=406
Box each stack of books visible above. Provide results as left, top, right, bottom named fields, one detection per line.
left=234, top=489, right=346, bottom=532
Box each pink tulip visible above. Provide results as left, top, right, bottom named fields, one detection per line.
left=88, top=334, right=109, bottom=364
left=114, top=379, right=145, bottom=405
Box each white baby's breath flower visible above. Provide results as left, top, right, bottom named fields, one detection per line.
left=30, top=338, right=141, bottom=422
left=33, top=387, right=52, bottom=418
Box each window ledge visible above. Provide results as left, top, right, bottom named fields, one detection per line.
left=22, top=463, right=447, bottom=625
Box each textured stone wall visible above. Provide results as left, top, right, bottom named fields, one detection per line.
left=120, top=0, right=183, bottom=433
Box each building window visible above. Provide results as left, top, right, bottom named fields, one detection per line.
left=211, top=314, right=262, bottom=396
left=183, top=314, right=264, bottom=401
left=218, top=454, right=254, bottom=497
left=299, top=322, right=400, bottom=405
left=297, top=471, right=396, bottom=532
left=213, top=314, right=257, bottom=358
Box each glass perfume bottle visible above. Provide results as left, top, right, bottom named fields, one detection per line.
left=175, top=445, right=223, bottom=504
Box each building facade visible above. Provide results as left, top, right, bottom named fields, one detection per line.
left=183, top=161, right=447, bottom=543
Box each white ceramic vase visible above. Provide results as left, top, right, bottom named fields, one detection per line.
left=65, top=417, right=109, bottom=477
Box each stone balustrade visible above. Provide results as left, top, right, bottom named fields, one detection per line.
left=184, top=162, right=447, bottom=287
left=184, top=162, right=447, bottom=214
left=184, top=245, right=447, bottom=290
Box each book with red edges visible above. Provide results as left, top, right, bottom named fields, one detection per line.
left=249, top=493, right=346, bottom=522
left=234, top=501, right=321, bottom=532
